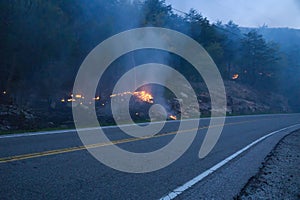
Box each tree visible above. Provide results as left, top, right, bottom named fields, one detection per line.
left=240, top=30, right=280, bottom=88
left=184, top=9, right=226, bottom=77
left=141, top=0, right=173, bottom=27
left=219, top=21, right=242, bottom=79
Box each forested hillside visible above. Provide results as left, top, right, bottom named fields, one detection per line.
left=1, top=0, right=299, bottom=131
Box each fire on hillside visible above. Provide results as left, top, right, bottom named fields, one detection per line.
left=60, top=90, right=154, bottom=105
left=110, top=91, right=154, bottom=104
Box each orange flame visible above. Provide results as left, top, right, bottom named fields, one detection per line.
left=110, top=91, right=154, bottom=103
left=93, top=96, right=100, bottom=101
left=67, top=98, right=76, bottom=102
left=133, top=91, right=153, bottom=103
left=232, top=74, right=239, bottom=80
left=169, top=115, right=177, bottom=120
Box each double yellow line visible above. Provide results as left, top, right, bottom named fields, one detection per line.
left=0, top=120, right=255, bottom=163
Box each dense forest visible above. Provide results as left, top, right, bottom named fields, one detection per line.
left=1, top=0, right=299, bottom=130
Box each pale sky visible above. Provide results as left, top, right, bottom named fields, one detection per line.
left=166, top=0, right=300, bottom=29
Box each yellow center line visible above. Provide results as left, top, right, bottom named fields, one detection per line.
left=0, top=120, right=257, bottom=163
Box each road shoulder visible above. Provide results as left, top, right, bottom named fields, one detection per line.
left=237, top=130, right=300, bottom=200
left=175, top=127, right=300, bottom=200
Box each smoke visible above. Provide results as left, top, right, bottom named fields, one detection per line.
left=166, top=0, right=300, bottom=29
left=295, top=0, right=300, bottom=9
left=97, top=41, right=175, bottom=118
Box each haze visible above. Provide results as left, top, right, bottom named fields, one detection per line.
left=166, top=0, right=300, bottom=29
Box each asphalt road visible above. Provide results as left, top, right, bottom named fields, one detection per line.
left=0, top=114, right=300, bottom=199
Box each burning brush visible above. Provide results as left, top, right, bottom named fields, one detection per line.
left=110, top=91, right=154, bottom=104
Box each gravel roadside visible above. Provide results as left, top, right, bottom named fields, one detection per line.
left=237, top=130, right=300, bottom=200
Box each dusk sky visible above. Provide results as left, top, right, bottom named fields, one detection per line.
left=166, top=0, right=300, bottom=29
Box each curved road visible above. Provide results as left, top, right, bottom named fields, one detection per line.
left=0, top=114, right=300, bottom=199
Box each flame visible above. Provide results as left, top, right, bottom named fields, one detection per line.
left=133, top=91, right=153, bottom=103
left=93, top=96, right=100, bottom=101
left=67, top=98, right=76, bottom=102
left=232, top=74, right=239, bottom=80
left=169, top=115, right=177, bottom=120
left=60, top=93, right=101, bottom=104
left=110, top=91, right=154, bottom=103
left=61, top=90, right=154, bottom=105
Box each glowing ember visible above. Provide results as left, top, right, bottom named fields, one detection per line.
left=169, top=115, right=177, bottom=120
left=232, top=74, right=239, bottom=80
left=93, top=96, right=100, bottom=101
left=110, top=91, right=154, bottom=103
left=60, top=93, right=101, bottom=104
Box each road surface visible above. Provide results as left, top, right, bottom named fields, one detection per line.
left=0, top=114, right=300, bottom=199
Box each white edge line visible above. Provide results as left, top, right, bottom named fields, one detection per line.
left=159, top=124, right=300, bottom=200
left=0, top=113, right=299, bottom=139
